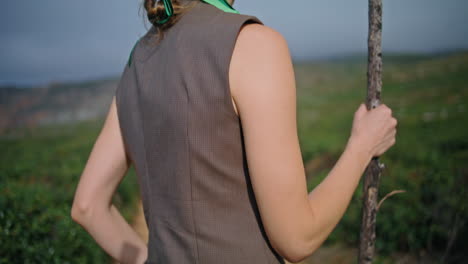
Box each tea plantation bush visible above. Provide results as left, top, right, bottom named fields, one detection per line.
left=298, top=53, right=468, bottom=262
left=0, top=120, right=139, bottom=263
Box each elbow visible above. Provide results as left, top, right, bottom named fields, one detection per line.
left=71, top=200, right=92, bottom=224
left=271, top=235, right=321, bottom=263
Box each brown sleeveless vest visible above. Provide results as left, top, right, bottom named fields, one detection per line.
left=115, top=1, right=285, bottom=263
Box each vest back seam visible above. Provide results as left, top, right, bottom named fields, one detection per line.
left=187, top=93, right=200, bottom=263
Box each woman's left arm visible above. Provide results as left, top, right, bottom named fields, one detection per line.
left=71, top=96, right=147, bottom=264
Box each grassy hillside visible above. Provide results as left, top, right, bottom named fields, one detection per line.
left=295, top=52, right=468, bottom=263
left=0, top=119, right=140, bottom=263
left=1, top=52, right=467, bottom=263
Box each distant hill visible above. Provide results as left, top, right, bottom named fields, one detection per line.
left=0, top=77, right=119, bottom=134
left=1, top=51, right=467, bottom=135
left=294, top=49, right=468, bottom=65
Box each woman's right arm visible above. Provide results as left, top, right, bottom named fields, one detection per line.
left=229, top=23, right=397, bottom=263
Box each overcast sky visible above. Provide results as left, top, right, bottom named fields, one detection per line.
left=1, top=0, right=467, bottom=86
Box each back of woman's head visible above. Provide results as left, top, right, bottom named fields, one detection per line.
left=143, top=0, right=199, bottom=43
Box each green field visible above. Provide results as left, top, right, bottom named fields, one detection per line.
left=296, top=52, right=468, bottom=263
left=0, top=120, right=140, bottom=263
left=1, top=52, right=467, bottom=263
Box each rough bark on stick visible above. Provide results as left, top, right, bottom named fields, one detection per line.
left=358, top=0, right=384, bottom=263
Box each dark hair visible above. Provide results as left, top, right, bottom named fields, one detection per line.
left=143, top=0, right=198, bottom=44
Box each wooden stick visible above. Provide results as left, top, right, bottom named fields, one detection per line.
left=358, top=0, right=384, bottom=263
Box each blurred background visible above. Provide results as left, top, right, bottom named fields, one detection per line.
left=1, top=0, right=467, bottom=263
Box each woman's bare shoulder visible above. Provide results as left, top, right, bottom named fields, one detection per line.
left=240, top=21, right=283, bottom=36
left=237, top=23, right=288, bottom=52
left=229, top=22, right=294, bottom=115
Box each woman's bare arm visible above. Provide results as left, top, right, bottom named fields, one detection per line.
left=71, top=96, right=148, bottom=264
left=230, top=23, right=396, bottom=263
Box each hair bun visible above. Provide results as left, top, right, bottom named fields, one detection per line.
left=143, top=0, right=197, bottom=43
